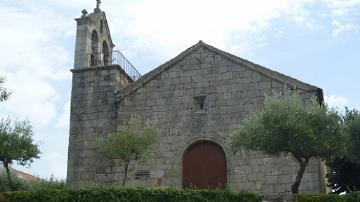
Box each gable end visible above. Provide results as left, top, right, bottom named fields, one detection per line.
left=116, top=41, right=322, bottom=102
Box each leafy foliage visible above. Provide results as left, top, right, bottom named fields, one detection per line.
left=0, top=77, right=11, bottom=102
left=293, top=192, right=360, bottom=202
left=326, top=157, right=360, bottom=193
left=326, top=108, right=360, bottom=193
left=0, top=169, right=27, bottom=192
left=0, top=118, right=40, bottom=166
left=231, top=91, right=345, bottom=194
left=2, top=187, right=262, bottom=202
left=97, top=118, right=157, bottom=185
left=24, top=176, right=65, bottom=191
left=0, top=118, right=40, bottom=190
left=343, top=108, right=360, bottom=163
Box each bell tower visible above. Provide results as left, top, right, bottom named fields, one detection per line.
left=74, top=0, right=114, bottom=69
left=67, top=1, right=141, bottom=185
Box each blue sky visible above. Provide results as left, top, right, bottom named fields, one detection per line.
left=0, top=0, right=359, bottom=179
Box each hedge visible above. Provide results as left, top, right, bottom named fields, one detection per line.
left=1, top=187, right=262, bottom=202
left=294, top=192, right=360, bottom=202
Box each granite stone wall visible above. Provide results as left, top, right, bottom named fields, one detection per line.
left=67, top=45, right=325, bottom=201
left=67, top=65, right=130, bottom=186
left=114, top=46, right=324, bottom=199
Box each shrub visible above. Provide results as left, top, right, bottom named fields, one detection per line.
left=2, top=187, right=262, bottom=202
left=293, top=192, right=360, bottom=202
left=0, top=171, right=27, bottom=192
left=23, top=178, right=65, bottom=190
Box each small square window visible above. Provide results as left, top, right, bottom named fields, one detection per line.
left=193, top=96, right=206, bottom=110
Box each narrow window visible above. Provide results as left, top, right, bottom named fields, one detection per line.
left=91, top=30, right=99, bottom=52
left=100, top=20, right=104, bottom=33
left=90, top=54, right=95, bottom=66
left=102, top=41, right=110, bottom=66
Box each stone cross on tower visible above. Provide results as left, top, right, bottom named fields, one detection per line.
left=94, top=0, right=101, bottom=13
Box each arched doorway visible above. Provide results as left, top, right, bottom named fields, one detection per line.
left=182, top=141, right=227, bottom=189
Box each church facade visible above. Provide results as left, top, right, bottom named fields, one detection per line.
left=67, top=4, right=326, bottom=199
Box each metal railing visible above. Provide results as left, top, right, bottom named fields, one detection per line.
left=89, top=50, right=141, bottom=81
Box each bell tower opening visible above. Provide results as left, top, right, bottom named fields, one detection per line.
left=102, top=41, right=110, bottom=66
left=90, top=30, right=99, bottom=66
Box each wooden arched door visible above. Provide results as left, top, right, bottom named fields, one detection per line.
left=182, top=141, right=227, bottom=189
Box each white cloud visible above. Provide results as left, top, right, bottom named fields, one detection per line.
left=324, top=94, right=348, bottom=109
left=0, top=2, right=73, bottom=125
left=0, top=72, right=58, bottom=128
left=0, top=1, right=73, bottom=178
left=43, top=152, right=68, bottom=179
left=56, top=101, right=70, bottom=129
left=322, top=0, right=360, bottom=36
left=332, top=20, right=357, bottom=36
left=326, top=0, right=360, bottom=17
left=103, top=0, right=321, bottom=62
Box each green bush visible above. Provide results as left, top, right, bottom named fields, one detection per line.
left=0, top=171, right=27, bottom=192
left=294, top=192, right=360, bottom=202
left=23, top=178, right=65, bottom=191
left=2, top=187, right=262, bottom=202
left=294, top=194, right=344, bottom=202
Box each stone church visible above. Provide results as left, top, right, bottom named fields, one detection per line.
left=67, top=2, right=326, bottom=199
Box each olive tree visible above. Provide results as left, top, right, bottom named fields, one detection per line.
left=0, top=118, right=40, bottom=191
left=0, top=77, right=11, bottom=102
left=97, top=118, right=157, bottom=185
left=231, top=91, right=345, bottom=194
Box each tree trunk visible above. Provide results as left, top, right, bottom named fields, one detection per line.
left=291, top=155, right=310, bottom=194
left=3, top=162, right=15, bottom=191
left=122, top=162, right=129, bottom=186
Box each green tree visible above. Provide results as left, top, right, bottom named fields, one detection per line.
left=0, top=118, right=40, bottom=191
left=97, top=118, right=157, bottom=185
left=326, top=108, right=360, bottom=193
left=344, top=108, right=360, bottom=163
left=0, top=77, right=11, bottom=102
left=326, top=156, right=360, bottom=193
left=231, top=91, right=345, bottom=194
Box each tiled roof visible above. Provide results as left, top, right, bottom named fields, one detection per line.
left=13, top=168, right=38, bottom=180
